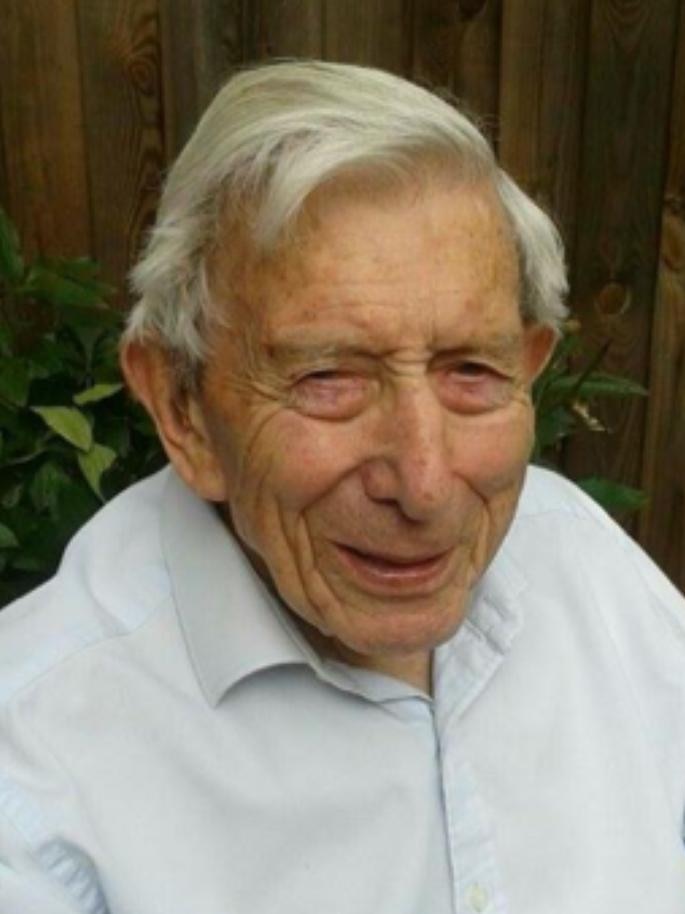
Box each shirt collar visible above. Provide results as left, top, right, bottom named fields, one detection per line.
left=160, top=468, right=528, bottom=708
left=161, top=469, right=323, bottom=706
left=433, top=520, right=528, bottom=721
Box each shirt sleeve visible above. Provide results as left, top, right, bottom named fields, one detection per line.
left=0, top=768, right=109, bottom=914
left=0, top=859, right=88, bottom=914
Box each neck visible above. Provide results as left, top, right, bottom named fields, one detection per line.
left=359, top=650, right=433, bottom=694
left=295, top=617, right=433, bottom=695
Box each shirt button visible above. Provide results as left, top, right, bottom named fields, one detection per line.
left=466, top=883, right=490, bottom=912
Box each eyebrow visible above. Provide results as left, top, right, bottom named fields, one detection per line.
left=264, top=331, right=522, bottom=364
left=264, top=341, right=374, bottom=363
left=445, top=332, right=523, bottom=359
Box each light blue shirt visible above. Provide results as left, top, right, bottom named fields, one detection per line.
left=1, top=466, right=685, bottom=913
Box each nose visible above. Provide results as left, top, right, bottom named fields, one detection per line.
left=360, top=382, right=453, bottom=522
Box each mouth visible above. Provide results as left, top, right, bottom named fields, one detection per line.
left=333, top=543, right=452, bottom=594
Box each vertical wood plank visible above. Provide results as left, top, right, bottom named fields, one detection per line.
left=498, top=0, right=591, bottom=258
left=563, top=0, right=681, bottom=511
left=76, top=0, right=165, bottom=307
left=411, top=0, right=501, bottom=133
left=324, top=0, right=411, bottom=74
left=247, top=0, right=324, bottom=60
left=160, top=0, right=244, bottom=159
left=0, top=102, right=10, bottom=215
left=638, top=4, right=685, bottom=589
left=0, top=0, right=91, bottom=258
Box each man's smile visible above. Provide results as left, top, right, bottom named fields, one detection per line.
left=332, top=542, right=453, bottom=594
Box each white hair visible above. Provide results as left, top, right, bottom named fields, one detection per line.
left=124, top=60, right=568, bottom=385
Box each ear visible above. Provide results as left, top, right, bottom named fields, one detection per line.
left=522, top=323, right=557, bottom=385
left=120, top=341, right=228, bottom=502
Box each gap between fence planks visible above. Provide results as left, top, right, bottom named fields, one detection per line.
left=639, top=2, right=685, bottom=591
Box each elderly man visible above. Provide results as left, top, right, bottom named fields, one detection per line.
left=1, top=60, right=684, bottom=914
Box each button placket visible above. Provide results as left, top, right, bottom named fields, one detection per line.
left=435, top=634, right=512, bottom=911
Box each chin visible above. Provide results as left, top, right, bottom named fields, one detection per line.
left=338, top=603, right=465, bottom=657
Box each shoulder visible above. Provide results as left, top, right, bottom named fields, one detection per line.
left=512, top=465, right=683, bottom=613
left=516, top=463, right=623, bottom=525
left=507, top=465, right=685, bottom=698
left=504, top=465, right=685, bottom=811
left=0, top=467, right=174, bottom=708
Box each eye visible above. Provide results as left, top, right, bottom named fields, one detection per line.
left=440, top=361, right=514, bottom=413
left=453, top=361, right=492, bottom=378
left=291, top=370, right=370, bottom=419
left=302, top=370, right=346, bottom=383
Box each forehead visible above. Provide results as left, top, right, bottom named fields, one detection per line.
left=216, top=178, right=521, bottom=348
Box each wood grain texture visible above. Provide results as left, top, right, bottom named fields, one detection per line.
left=0, top=0, right=91, bottom=258
left=411, top=0, right=501, bottom=137
left=246, top=0, right=324, bottom=59
left=76, top=0, right=165, bottom=308
left=324, top=0, right=411, bottom=73
left=638, top=3, right=685, bottom=589
left=498, top=0, right=591, bottom=258
left=160, top=0, right=244, bottom=158
left=0, top=100, right=9, bottom=216
left=563, top=0, right=681, bottom=508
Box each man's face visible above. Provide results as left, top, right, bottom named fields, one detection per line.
left=191, top=178, right=553, bottom=676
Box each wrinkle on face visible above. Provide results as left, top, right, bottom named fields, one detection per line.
left=190, top=175, right=546, bottom=687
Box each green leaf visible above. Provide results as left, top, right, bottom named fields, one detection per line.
left=26, top=337, right=74, bottom=378
left=131, top=411, right=157, bottom=437
left=0, top=522, right=19, bottom=549
left=577, top=477, right=648, bottom=515
left=22, top=262, right=98, bottom=307
left=0, top=358, right=31, bottom=406
left=10, top=552, right=46, bottom=572
left=54, top=477, right=99, bottom=536
left=96, top=413, right=131, bottom=456
left=11, top=517, right=64, bottom=570
left=77, top=442, right=117, bottom=499
left=534, top=407, right=575, bottom=454
left=29, top=461, right=72, bottom=513
left=21, top=264, right=119, bottom=333
left=44, top=256, right=115, bottom=297
left=74, top=326, right=106, bottom=367
left=0, top=409, right=52, bottom=464
left=0, top=402, right=19, bottom=432
left=47, top=257, right=105, bottom=285
left=32, top=406, right=93, bottom=451
left=3, top=443, right=50, bottom=467
left=91, top=330, right=121, bottom=373
left=0, top=207, right=25, bottom=284
left=0, top=481, right=23, bottom=509
left=73, top=382, right=123, bottom=405
left=60, top=304, right=121, bottom=331
left=545, top=372, right=647, bottom=401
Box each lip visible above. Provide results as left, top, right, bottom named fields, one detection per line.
left=333, top=543, right=452, bottom=595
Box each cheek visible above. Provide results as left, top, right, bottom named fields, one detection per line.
left=448, top=405, right=534, bottom=494
left=233, top=413, right=365, bottom=526
left=278, top=426, right=353, bottom=504
left=226, top=400, right=533, bottom=541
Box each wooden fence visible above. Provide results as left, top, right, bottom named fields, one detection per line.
left=1, top=0, right=683, bottom=589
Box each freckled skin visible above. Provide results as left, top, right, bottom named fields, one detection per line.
left=182, top=179, right=555, bottom=690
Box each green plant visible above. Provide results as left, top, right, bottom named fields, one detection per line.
left=533, top=319, right=648, bottom=514
left=0, top=207, right=165, bottom=606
